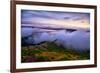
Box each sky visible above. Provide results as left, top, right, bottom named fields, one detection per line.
left=21, top=10, right=90, bottom=30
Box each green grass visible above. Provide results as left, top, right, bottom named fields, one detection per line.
left=21, top=41, right=90, bottom=63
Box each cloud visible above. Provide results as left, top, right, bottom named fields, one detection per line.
left=21, top=10, right=90, bottom=30
left=21, top=10, right=90, bottom=21
left=22, top=28, right=90, bottom=51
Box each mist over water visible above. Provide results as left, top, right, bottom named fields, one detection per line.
left=21, top=27, right=90, bottom=51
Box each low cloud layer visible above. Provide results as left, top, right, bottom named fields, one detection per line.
left=22, top=28, right=90, bottom=51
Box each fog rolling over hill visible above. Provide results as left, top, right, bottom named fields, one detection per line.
left=21, top=10, right=90, bottom=52
left=21, top=27, right=90, bottom=51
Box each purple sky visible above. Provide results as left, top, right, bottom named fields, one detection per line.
left=21, top=10, right=90, bottom=30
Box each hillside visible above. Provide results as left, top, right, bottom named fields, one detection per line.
left=21, top=41, right=90, bottom=63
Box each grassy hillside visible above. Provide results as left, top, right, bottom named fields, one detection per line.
left=21, top=41, right=90, bottom=63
